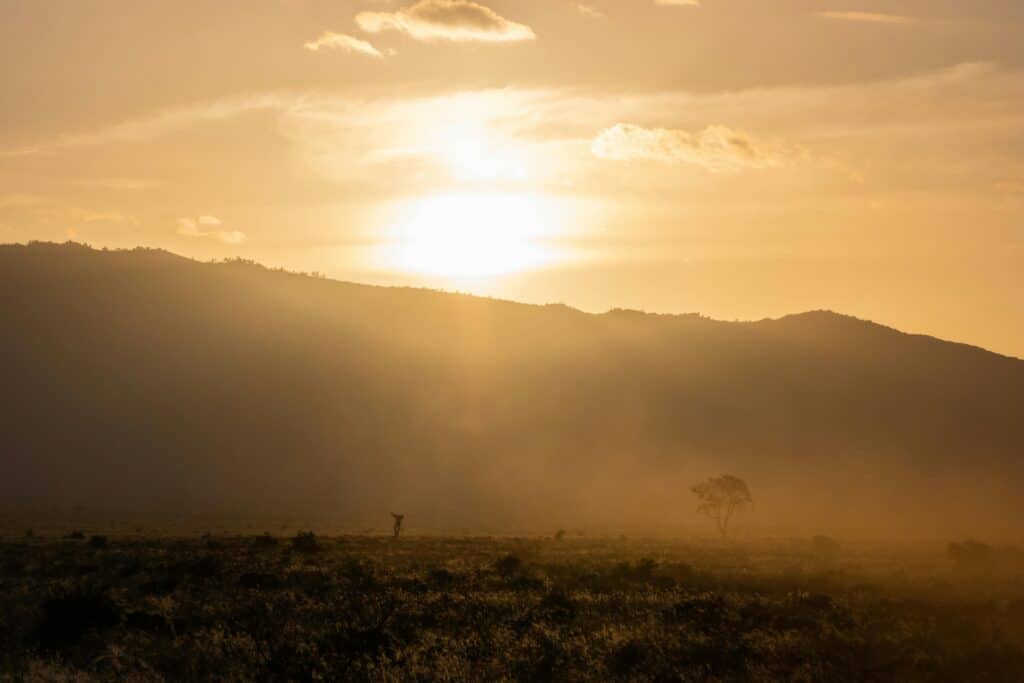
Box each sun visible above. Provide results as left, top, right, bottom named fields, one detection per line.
left=387, top=192, right=559, bottom=279
left=378, top=103, right=569, bottom=280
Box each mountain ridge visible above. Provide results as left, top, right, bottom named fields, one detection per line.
left=6, top=240, right=1016, bottom=362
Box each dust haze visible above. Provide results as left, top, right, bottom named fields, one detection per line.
left=3, top=243, right=1021, bottom=542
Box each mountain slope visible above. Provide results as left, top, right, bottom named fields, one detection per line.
left=2, top=242, right=1022, bottom=538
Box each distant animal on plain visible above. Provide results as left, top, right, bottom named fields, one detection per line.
left=391, top=513, right=404, bottom=539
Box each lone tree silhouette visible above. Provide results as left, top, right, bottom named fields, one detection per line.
left=391, top=513, right=404, bottom=540
left=690, top=475, right=752, bottom=539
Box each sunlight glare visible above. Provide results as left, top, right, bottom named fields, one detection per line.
left=389, top=192, right=559, bottom=278
left=437, top=122, right=529, bottom=183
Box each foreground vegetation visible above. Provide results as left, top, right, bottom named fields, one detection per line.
left=1, top=533, right=1023, bottom=681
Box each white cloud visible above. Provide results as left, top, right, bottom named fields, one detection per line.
left=356, top=0, right=536, bottom=43
left=177, top=216, right=245, bottom=244
left=576, top=4, right=604, bottom=18
left=176, top=218, right=205, bottom=237
left=591, top=124, right=791, bottom=172
left=304, top=32, right=392, bottom=58
left=215, top=230, right=247, bottom=245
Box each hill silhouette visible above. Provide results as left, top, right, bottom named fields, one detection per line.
left=2, top=242, right=1022, bottom=538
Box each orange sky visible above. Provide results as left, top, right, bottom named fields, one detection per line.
left=1, top=0, right=1022, bottom=357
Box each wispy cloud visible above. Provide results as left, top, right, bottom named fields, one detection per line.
left=78, top=210, right=138, bottom=225
left=8, top=94, right=288, bottom=156
left=304, top=32, right=393, bottom=58
left=177, top=216, right=246, bottom=244
left=356, top=0, right=536, bottom=43
left=654, top=0, right=700, bottom=6
left=591, top=124, right=792, bottom=172
left=576, top=4, right=604, bottom=18
left=817, top=11, right=912, bottom=24
left=74, top=177, right=158, bottom=191
left=36, top=206, right=139, bottom=226
left=0, top=195, right=138, bottom=226
left=8, top=61, right=1016, bottom=204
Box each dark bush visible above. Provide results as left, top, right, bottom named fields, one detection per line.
left=495, top=554, right=523, bottom=577
left=1, top=556, right=25, bottom=577
left=428, top=568, right=456, bottom=590
left=251, top=533, right=278, bottom=548
left=239, top=572, right=285, bottom=591
left=177, top=555, right=222, bottom=580
left=610, top=640, right=648, bottom=678
left=341, top=558, right=377, bottom=589
left=117, top=556, right=144, bottom=577
left=612, top=558, right=658, bottom=582
left=664, top=594, right=730, bottom=633
left=66, top=530, right=85, bottom=540
left=538, top=588, right=577, bottom=622
left=34, top=588, right=121, bottom=650
left=125, top=611, right=172, bottom=634
left=88, top=535, right=108, bottom=549
left=292, top=531, right=320, bottom=553
left=140, top=575, right=178, bottom=596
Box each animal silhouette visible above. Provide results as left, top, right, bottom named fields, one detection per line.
left=391, top=513, right=404, bottom=539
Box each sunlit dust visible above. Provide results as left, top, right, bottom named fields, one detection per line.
left=387, top=192, right=560, bottom=278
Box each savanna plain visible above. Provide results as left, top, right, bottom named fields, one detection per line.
left=2, top=524, right=1023, bottom=682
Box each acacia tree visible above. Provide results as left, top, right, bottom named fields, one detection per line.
left=690, top=475, right=752, bottom=538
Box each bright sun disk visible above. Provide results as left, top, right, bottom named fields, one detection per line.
left=388, top=192, right=558, bottom=278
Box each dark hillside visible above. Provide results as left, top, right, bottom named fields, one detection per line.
left=2, top=242, right=1022, bottom=538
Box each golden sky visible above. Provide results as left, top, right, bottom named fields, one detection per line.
left=1, top=1, right=1022, bottom=356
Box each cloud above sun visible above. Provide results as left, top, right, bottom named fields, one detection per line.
left=356, top=0, right=536, bottom=43
left=591, top=124, right=791, bottom=172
